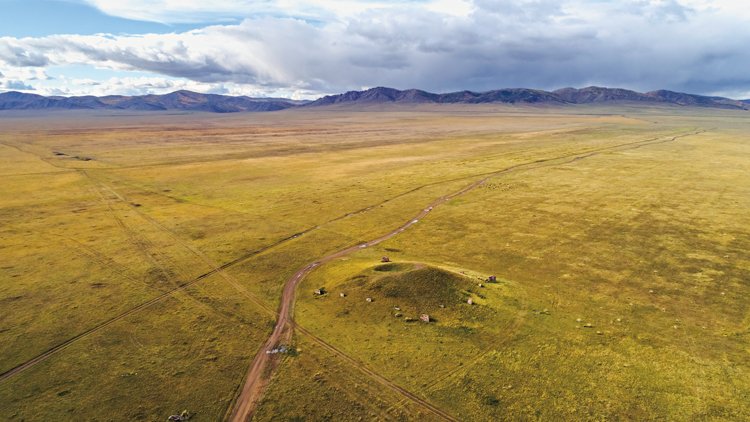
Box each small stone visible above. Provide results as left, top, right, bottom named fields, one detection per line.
left=467, top=298, right=473, bottom=305
left=340, top=293, right=346, bottom=298
left=576, top=318, right=583, bottom=323
left=366, top=297, right=373, bottom=303
left=649, top=290, right=654, bottom=293
left=596, top=331, right=603, bottom=335
left=616, top=318, right=622, bottom=322
left=583, top=323, right=593, bottom=328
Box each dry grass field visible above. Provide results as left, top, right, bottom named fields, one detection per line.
left=0, top=105, right=748, bottom=421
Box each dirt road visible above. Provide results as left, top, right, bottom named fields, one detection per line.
left=228, top=203, right=455, bottom=421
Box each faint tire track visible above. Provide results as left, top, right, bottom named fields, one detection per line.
left=293, top=323, right=460, bottom=421
left=0, top=130, right=702, bottom=394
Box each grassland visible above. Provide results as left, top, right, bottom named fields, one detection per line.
left=0, top=105, right=748, bottom=421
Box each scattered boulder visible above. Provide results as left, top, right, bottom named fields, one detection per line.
left=167, top=410, right=192, bottom=421
left=420, top=314, right=431, bottom=323
left=467, top=298, right=473, bottom=305
left=366, top=297, right=373, bottom=303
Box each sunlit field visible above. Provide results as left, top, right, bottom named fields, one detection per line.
left=1, top=105, right=748, bottom=421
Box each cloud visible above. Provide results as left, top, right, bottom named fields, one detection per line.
left=0, top=66, right=51, bottom=82
left=3, top=80, right=35, bottom=90
left=1, top=0, right=749, bottom=98
left=12, top=72, right=318, bottom=99
left=78, top=0, right=472, bottom=24
left=0, top=43, right=49, bottom=66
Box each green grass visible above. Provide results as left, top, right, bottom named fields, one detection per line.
left=1, top=106, right=749, bottom=420
left=290, top=123, right=750, bottom=420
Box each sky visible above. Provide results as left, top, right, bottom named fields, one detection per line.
left=0, top=0, right=749, bottom=99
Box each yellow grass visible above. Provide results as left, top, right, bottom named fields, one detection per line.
left=1, top=105, right=748, bottom=420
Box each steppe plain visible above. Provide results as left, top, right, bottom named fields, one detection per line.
left=1, top=104, right=748, bottom=421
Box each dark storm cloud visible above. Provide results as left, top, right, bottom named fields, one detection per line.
left=0, top=0, right=749, bottom=97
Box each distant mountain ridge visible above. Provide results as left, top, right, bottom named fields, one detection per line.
left=0, top=90, right=304, bottom=112
left=310, top=86, right=748, bottom=110
left=0, top=86, right=747, bottom=112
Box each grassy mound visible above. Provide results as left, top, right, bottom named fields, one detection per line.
left=369, top=267, right=471, bottom=307
left=322, top=264, right=491, bottom=327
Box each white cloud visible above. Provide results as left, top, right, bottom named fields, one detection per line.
left=2, top=69, right=318, bottom=99
left=1, top=0, right=749, bottom=98
left=79, top=0, right=472, bottom=23
left=0, top=66, right=51, bottom=81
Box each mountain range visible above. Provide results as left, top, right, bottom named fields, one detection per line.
left=0, top=90, right=304, bottom=113
left=309, top=86, right=749, bottom=110
left=1, top=86, right=748, bottom=112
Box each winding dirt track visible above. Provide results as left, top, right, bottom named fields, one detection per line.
left=228, top=203, right=455, bottom=421
left=227, top=130, right=704, bottom=421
